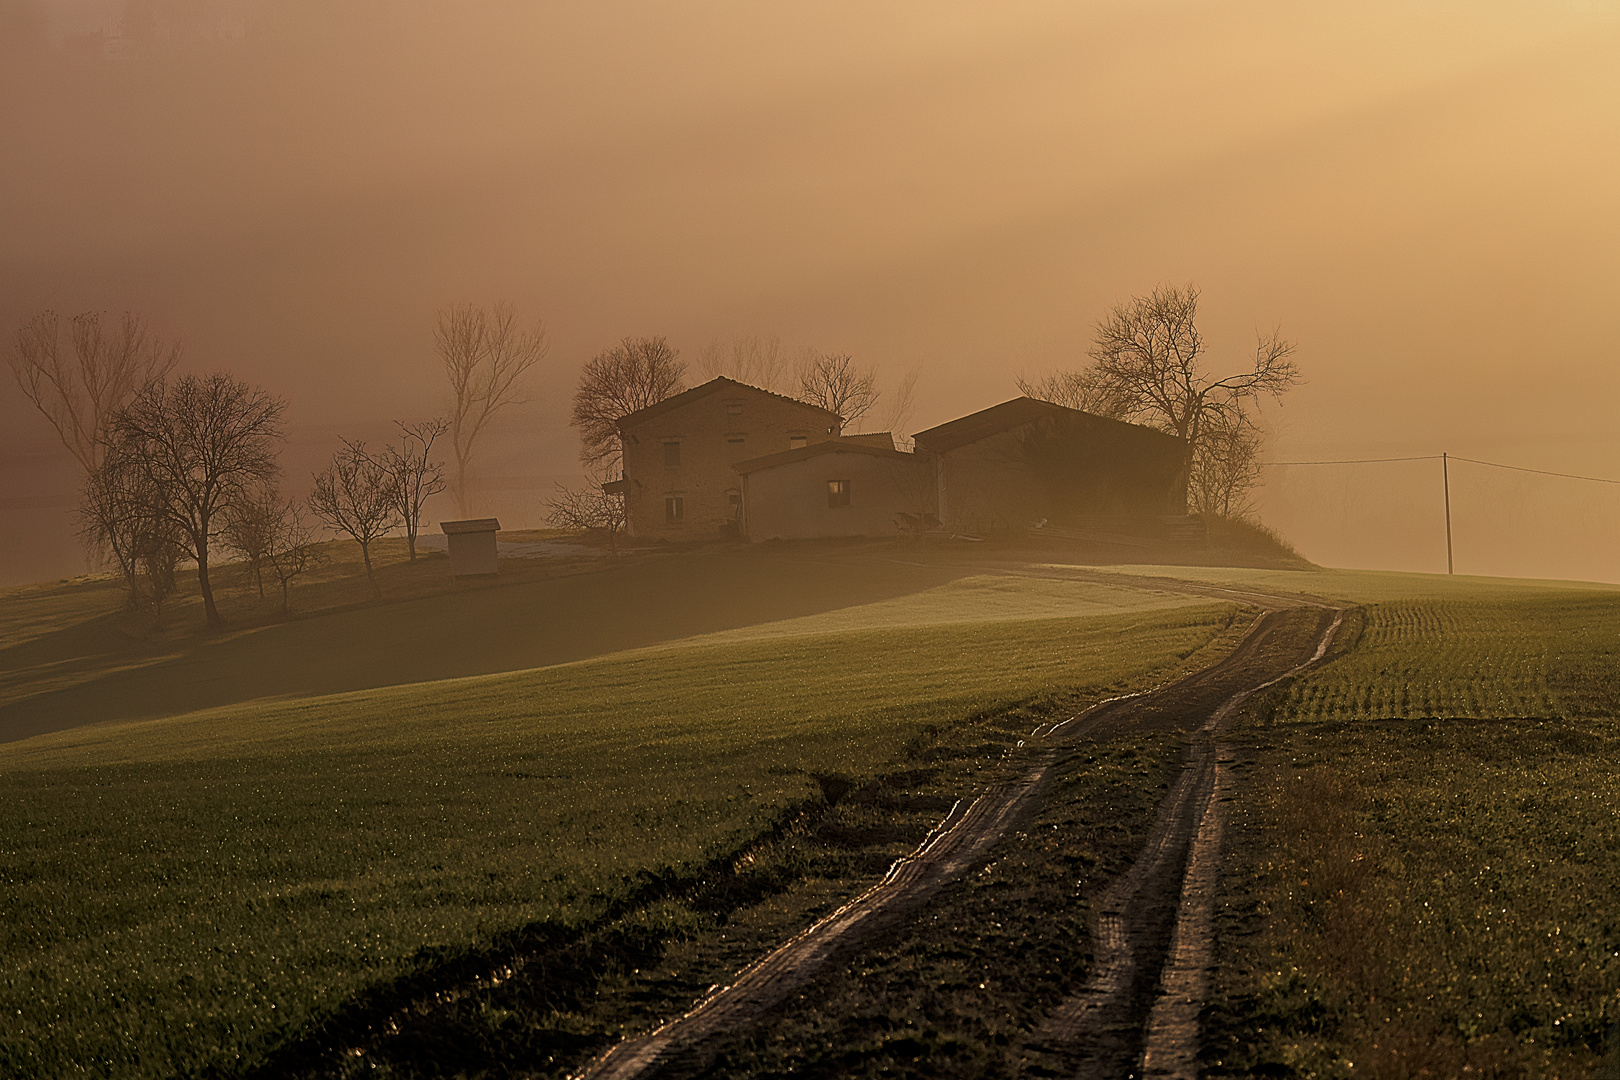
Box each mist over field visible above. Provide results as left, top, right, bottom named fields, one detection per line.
left=4, top=0, right=1620, bottom=585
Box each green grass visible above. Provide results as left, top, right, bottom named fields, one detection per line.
left=1207, top=585, right=1620, bottom=1078
left=1210, top=719, right=1620, bottom=1078
left=0, top=543, right=1199, bottom=743
left=1279, top=593, right=1620, bottom=723
left=0, top=563, right=1234, bottom=1079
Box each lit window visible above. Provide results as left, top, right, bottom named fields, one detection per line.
left=827, top=479, right=850, bottom=507
left=665, top=496, right=685, bottom=523
left=789, top=436, right=808, bottom=450
left=663, top=441, right=681, bottom=466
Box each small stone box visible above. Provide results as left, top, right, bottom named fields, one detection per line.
left=440, top=518, right=501, bottom=577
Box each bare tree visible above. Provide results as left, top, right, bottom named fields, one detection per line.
left=698, top=335, right=790, bottom=391
left=436, top=302, right=547, bottom=515
left=570, top=335, right=686, bottom=474
left=380, top=418, right=449, bottom=559
left=545, top=473, right=627, bottom=554
left=263, top=500, right=324, bottom=612
left=78, top=441, right=186, bottom=617
left=1025, top=284, right=1298, bottom=511
left=10, top=310, right=181, bottom=474
left=1015, top=368, right=1129, bottom=417
left=873, top=369, right=921, bottom=447
left=104, top=373, right=286, bottom=629
left=307, top=439, right=399, bottom=597
left=222, top=485, right=281, bottom=598
left=796, top=351, right=877, bottom=430
left=1188, top=412, right=1265, bottom=520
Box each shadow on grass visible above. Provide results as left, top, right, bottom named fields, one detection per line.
left=0, top=547, right=974, bottom=743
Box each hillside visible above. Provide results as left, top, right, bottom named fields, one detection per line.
left=3, top=544, right=1617, bottom=1077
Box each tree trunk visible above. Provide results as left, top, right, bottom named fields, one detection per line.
left=405, top=524, right=417, bottom=560
left=197, top=550, right=223, bottom=629
left=454, top=454, right=470, bottom=516
left=360, top=540, right=380, bottom=598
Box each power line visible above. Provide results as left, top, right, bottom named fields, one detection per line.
left=1263, top=453, right=1620, bottom=486
left=1264, top=455, right=1440, bottom=466
left=1448, top=455, right=1620, bottom=487
left=1260, top=449, right=1620, bottom=576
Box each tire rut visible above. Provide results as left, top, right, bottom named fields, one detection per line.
left=574, top=590, right=1345, bottom=1080
left=1029, top=603, right=1344, bottom=1079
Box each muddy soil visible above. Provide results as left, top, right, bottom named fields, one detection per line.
left=576, top=605, right=1342, bottom=1079
left=251, top=582, right=1344, bottom=1080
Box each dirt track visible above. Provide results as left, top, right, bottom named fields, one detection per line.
left=575, top=580, right=1346, bottom=1080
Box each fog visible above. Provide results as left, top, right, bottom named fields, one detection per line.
left=4, top=1, right=1619, bottom=585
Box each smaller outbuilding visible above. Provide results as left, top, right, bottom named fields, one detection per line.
left=440, top=518, right=501, bottom=577
left=732, top=436, right=933, bottom=541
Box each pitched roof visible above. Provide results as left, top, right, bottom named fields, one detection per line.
left=440, top=518, right=501, bottom=534
left=615, top=376, right=840, bottom=428
left=732, top=437, right=920, bottom=475
left=911, top=397, right=1182, bottom=453
left=837, top=432, right=897, bottom=450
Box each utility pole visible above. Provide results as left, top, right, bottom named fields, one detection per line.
left=1442, top=451, right=1454, bottom=575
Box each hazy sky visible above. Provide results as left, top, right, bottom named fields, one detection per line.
left=4, top=1, right=1620, bottom=585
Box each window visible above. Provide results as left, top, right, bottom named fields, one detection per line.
left=665, top=496, right=685, bottom=523
left=727, top=488, right=742, bottom=514
left=663, top=441, right=681, bottom=466
left=789, top=435, right=808, bottom=450
left=726, top=402, right=744, bottom=415
left=727, top=436, right=746, bottom=452
left=827, top=479, right=850, bottom=508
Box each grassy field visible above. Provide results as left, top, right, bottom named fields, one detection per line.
left=1200, top=577, right=1620, bottom=1078
left=9, top=544, right=1620, bottom=1077
left=0, top=541, right=1200, bottom=743
left=0, top=543, right=1232, bottom=1079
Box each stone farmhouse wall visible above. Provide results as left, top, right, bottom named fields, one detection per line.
left=740, top=447, right=933, bottom=541
left=620, top=383, right=840, bottom=540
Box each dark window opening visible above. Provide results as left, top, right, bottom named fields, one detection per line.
left=827, top=479, right=850, bottom=508
left=789, top=435, right=808, bottom=450
left=665, top=496, right=685, bottom=523
left=663, top=441, right=681, bottom=466
left=726, top=402, right=744, bottom=415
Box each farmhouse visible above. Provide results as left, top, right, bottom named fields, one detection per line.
left=912, top=397, right=1185, bottom=535
left=732, top=434, right=934, bottom=541
left=605, top=379, right=1185, bottom=543
left=607, top=377, right=842, bottom=540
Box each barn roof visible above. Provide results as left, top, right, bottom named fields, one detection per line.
left=615, top=376, right=840, bottom=428
left=732, top=436, right=917, bottom=475
left=911, top=397, right=1182, bottom=453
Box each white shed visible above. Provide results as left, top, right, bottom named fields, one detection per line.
left=440, top=518, right=501, bottom=577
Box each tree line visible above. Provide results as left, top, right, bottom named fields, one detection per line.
left=11, top=285, right=1295, bottom=625
left=8, top=304, right=544, bottom=627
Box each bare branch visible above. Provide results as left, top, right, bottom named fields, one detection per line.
left=698, top=335, right=790, bottom=392
left=104, top=372, right=286, bottom=628
left=795, top=351, right=876, bottom=429
left=307, top=439, right=399, bottom=598
left=545, top=473, right=627, bottom=555
left=570, top=336, right=686, bottom=473
left=437, top=302, right=547, bottom=515
left=1023, top=283, right=1300, bottom=515
left=11, top=310, right=181, bottom=474
left=380, top=417, right=449, bottom=560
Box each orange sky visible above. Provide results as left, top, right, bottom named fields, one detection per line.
left=4, top=1, right=1619, bottom=584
